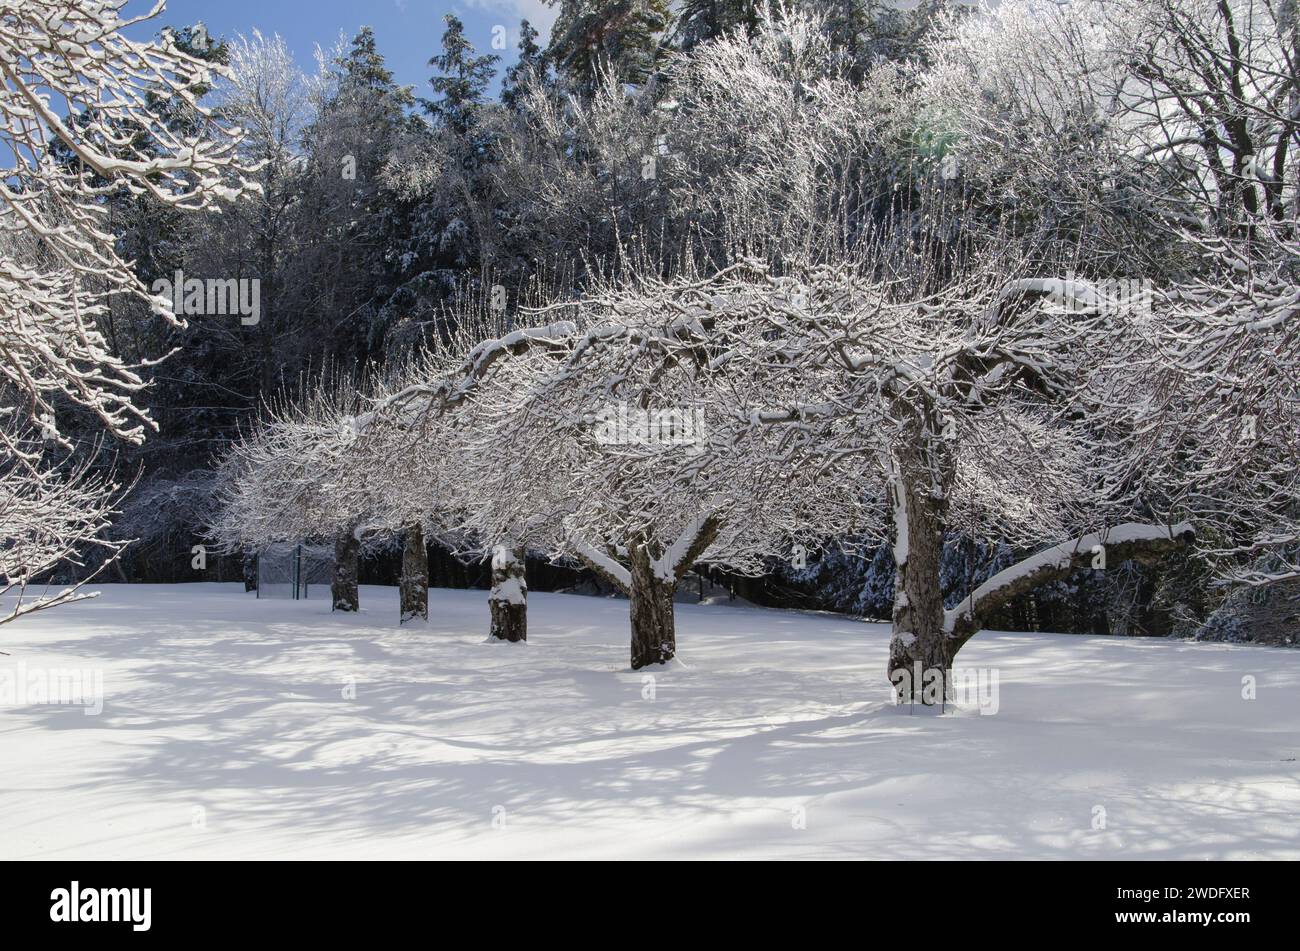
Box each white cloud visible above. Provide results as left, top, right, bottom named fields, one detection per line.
left=463, top=0, right=560, bottom=42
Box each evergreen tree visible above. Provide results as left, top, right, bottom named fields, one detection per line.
left=674, top=0, right=762, bottom=50
left=425, top=14, right=499, bottom=137
left=369, top=16, right=507, bottom=356
left=298, top=27, right=421, bottom=362
left=545, top=0, right=671, bottom=89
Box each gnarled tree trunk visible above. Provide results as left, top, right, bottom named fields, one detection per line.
left=629, top=540, right=677, bottom=669
left=887, top=458, right=954, bottom=703
left=488, top=543, right=527, bottom=642
left=332, top=530, right=359, bottom=612
left=399, top=523, right=428, bottom=624
left=571, top=514, right=720, bottom=670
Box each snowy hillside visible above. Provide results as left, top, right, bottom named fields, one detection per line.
left=2, top=584, right=1296, bottom=860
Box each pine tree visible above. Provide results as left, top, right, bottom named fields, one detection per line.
left=317, top=26, right=419, bottom=178
left=368, top=17, right=506, bottom=356
left=425, top=14, right=499, bottom=137
left=546, top=0, right=671, bottom=89
left=674, top=0, right=762, bottom=50
left=299, top=27, right=421, bottom=362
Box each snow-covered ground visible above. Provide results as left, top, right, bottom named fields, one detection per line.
left=2, top=583, right=1297, bottom=859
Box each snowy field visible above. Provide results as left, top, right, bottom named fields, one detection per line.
left=2, top=583, right=1298, bottom=860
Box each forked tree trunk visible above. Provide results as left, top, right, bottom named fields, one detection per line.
left=488, top=544, right=527, bottom=642
left=888, top=493, right=1196, bottom=704
left=629, top=542, right=677, bottom=669
left=399, top=523, right=428, bottom=624
left=573, top=514, right=720, bottom=670
left=887, top=455, right=954, bottom=703
left=332, top=530, right=359, bottom=612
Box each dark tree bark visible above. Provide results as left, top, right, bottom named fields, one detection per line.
left=399, top=523, right=428, bottom=624
left=242, top=552, right=257, bottom=592
left=572, top=515, right=721, bottom=670
left=887, top=457, right=955, bottom=703
left=629, top=541, right=677, bottom=669
left=332, top=530, right=359, bottom=612
left=488, top=544, right=527, bottom=642
left=882, top=411, right=960, bottom=704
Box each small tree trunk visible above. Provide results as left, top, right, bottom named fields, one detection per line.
left=488, top=544, right=527, bottom=642
left=243, top=552, right=257, bottom=592
left=332, top=530, right=359, bottom=612
left=399, top=523, right=428, bottom=624
left=887, top=466, right=953, bottom=703
left=629, top=542, right=677, bottom=669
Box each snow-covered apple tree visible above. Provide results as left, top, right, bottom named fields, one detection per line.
left=898, top=0, right=1300, bottom=646
left=392, top=268, right=875, bottom=669
left=358, top=300, right=582, bottom=643
left=209, top=377, right=384, bottom=613
left=0, top=0, right=253, bottom=623
left=685, top=244, right=1197, bottom=699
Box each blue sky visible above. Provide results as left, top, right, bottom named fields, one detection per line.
left=141, top=0, right=558, bottom=94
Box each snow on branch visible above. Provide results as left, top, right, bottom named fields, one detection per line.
left=0, top=0, right=257, bottom=442
left=1, top=2, right=257, bottom=629
left=0, top=435, right=131, bottom=627
left=569, top=537, right=632, bottom=592
left=945, top=523, right=1196, bottom=644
